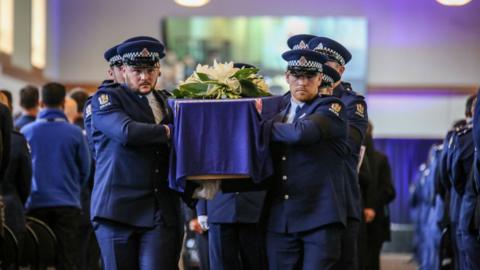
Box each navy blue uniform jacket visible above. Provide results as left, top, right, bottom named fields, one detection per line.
left=265, top=95, right=349, bottom=233
left=90, top=84, right=180, bottom=228
left=333, top=82, right=368, bottom=221
left=196, top=190, right=266, bottom=224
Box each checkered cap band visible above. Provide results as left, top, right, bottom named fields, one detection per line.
left=313, top=46, right=345, bottom=66
left=323, top=74, right=334, bottom=84
left=287, top=60, right=323, bottom=72
left=109, top=55, right=122, bottom=65
left=122, top=51, right=160, bottom=62
left=292, top=40, right=310, bottom=50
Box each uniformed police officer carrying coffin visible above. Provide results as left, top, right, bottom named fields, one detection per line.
left=264, top=48, right=349, bottom=270
left=90, top=38, right=182, bottom=270
left=308, top=36, right=369, bottom=270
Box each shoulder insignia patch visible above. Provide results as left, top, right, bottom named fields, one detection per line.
left=355, top=103, right=365, bottom=118
left=85, top=104, right=92, bottom=117
left=98, top=93, right=111, bottom=109
left=329, top=102, right=342, bottom=116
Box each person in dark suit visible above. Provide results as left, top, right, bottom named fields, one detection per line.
left=0, top=94, right=13, bottom=237
left=366, top=150, right=396, bottom=270
left=91, top=38, right=183, bottom=270
left=0, top=99, right=12, bottom=182
left=264, top=48, right=349, bottom=270
left=0, top=90, right=32, bottom=267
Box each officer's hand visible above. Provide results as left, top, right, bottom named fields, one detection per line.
left=0, top=195, right=5, bottom=234
left=197, top=215, right=209, bottom=231
left=163, top=124, right=171, bottom=139
left=189, top=218, right=204, bottom=234
left=364, top=208, right=376, bottom=223
left=255, top=98, right=263, bottom=114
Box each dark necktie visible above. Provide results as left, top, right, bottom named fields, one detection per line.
left=293, top=105, right=302, bottom=122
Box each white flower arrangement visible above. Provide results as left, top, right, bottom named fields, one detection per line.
left=173, top=60, right=270, bottom=99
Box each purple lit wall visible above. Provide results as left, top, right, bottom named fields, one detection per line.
left=51, top=0, right=480, bottom=87
left=374, top=138, right=441, bottom=224
left=368, top=88, right=472, bottom=224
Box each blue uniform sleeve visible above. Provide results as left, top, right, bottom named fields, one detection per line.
left=346, top=97, right=368, bottom=145
left=91, top=89, right=170, bottom=146
left=77, top=133, right=91, bottom=187
left=196, top=199, right=207, bottom=216
left=83, top=97, right=95, bottom=156
left=271, top=101, right=347, bottom=145
left=451, top=132, right=474, bottom=195
left=473, top=90, right=480, bottom=189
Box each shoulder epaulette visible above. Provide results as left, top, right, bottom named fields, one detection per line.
left=159, top=89, right=173, bottom=97
left=456, top=123, right=473, bottom=136
left=341, top=81, right=352, bottom=91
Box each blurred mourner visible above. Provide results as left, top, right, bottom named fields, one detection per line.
left=263, top=48, right=349, bottom=270
left=14, top=85, right=39, bottom=131
left=69, top=88, right=89, bottom=129
left=90, top=37, right=190, bottom=270
left=0, top=90, right=32, bottom=269
left=366, top=147, right=396, bottom=270
left=21, top=82, right=91, bottom=270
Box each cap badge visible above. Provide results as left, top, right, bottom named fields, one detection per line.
left=298, top=40, right=308, bottom=49
left=315, top=43, right=324, bottom=51
left=140, top=48, right=150, bottom=57
left=299, top=56, right=307, bottom=65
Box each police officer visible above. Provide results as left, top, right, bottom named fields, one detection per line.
left=452, top=95, right=478, bottom=270
left=90, top=38, right=182, bottom=270
left=84, top=36, right=161, bottom=156
left=264, top=48, right=348, bottom=270
left=473, top=88, right=480, bottom=191
left=319, top=65, right=341, bottom=95
left=446, top=95, right=477, bottom=270
left=308, top=36, right=369, bottom=270
left=83, top=43, right=124, bottom=156
left=280, top=34, right=318, bottom=106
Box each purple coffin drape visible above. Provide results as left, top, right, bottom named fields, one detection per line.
left=168, top=96, right=283, bottom=192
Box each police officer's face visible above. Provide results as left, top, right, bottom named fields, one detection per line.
left=325, top=61, right=344, bottom=88
left=112, top=66, right=125, bottom=84
left=286, top=71, right=322, bottom=102
left=123, top=65, right=161, bottom=94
